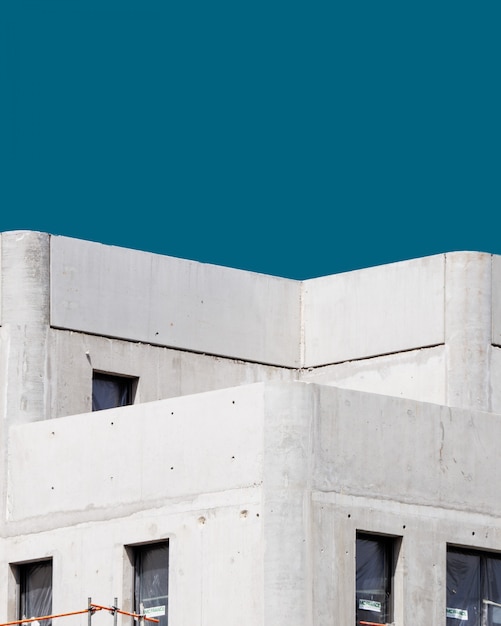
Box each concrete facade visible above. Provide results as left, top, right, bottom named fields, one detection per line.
left=1, top=230, right=501, bottom=626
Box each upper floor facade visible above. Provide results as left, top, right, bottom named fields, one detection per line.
left=1, top=230, right=501, bottom=426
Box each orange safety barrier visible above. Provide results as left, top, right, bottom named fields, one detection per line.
left=1, top=608, right=96, bottom=625
left=90, top=605, right=159, bottom=623
left=0, top=604, right=159, bottom=626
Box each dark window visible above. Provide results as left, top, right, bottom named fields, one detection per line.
left=92, top=372, right=135, bottom=411
left=356, top=533, right=394, bottom=625
left=447, top=547, right=501, bottom=626
left=134, top=542, right=169, bottom=626
left=18, top=560, right=53, bottom=625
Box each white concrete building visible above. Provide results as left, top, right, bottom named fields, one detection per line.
left=1, top=230, right=501, bottom=626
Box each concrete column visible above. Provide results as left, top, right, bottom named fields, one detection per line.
left=445, top=252, right=492, bottom=412
left=0, top=230, right=51, bottom=425
left=263, top=382, right=315, bottom=626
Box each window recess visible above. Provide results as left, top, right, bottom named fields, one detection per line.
left=13, top=559, right=53, bottom=626
left=133, top=541, right=169, bottom=626
left=356, top=533, right=395, bottom=626
left=447, top=546, right=501, bottom=626
left=92, top=372, right=137, bottom=412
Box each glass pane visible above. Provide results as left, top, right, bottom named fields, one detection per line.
left=356, top=536, right=391, bottom=625
left=447, top=550, right=481, bottom=626
left=483, top=555, right=501, bottom=625
left=92, top=374, right=131, bottom=411
left=135, top=543, right=169, bottom=626
left=20, top=561, right=52, bottom=626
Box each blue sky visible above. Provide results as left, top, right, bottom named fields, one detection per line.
left=1, top=1, right=500, bottom=279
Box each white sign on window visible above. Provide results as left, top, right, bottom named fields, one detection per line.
left=446, top=607, right=468, bottom=620
left=359, top=599, right=381, bottom=613
left=144, top=606, right=165, bottom=618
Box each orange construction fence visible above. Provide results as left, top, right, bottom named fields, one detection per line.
left=0, top=600, right=160, bottom=626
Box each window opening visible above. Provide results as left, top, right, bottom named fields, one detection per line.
left=18, top=560, right=53, bottom=626
left=356, top=533, right=393, bottom=625
left=92, top=372, right=136, bottom=412
left=134, top=542, right=169, bottom=626
left=447, top=546, right=501, bottom=626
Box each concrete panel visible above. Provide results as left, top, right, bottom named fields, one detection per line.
left=7, top=380, right=501, bottom=626
left=8, top=384, right=265, bottom=522
left=0, top=497, right=264, bottom=626
left=492, top=253, right=501, bottom=345
left=0, top=231, right=51, bottom=424
left=315, top=491, right=501, bottom=626
left=444, top=252, right=493, bottom=411
left=300, top=345, right=447, bottom=406
left=262, top=382, right=316, bottom=626
left=490, top=345, right=501, bottom=414
left=314, top=384, right=501, bottom=516
left=48, top=328, right=294, bottom=419
left=50, top=236, right=301, bottom=367
left=12, top=378, right=501, bottom=529
left=302, top=254, right=445, bottom=367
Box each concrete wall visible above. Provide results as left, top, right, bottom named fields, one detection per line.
left=1, top=502, right=264, bottom=626
left=300, top=345, right=447, bottom=405
left=50, top=235, right=301, bottom=367
left=44, top=237, right=501, bottom=416
left=302, top=251, right=501, bottom=413
left=444, top=252, right=493, bottom=413
left=4, top=233, right=501, bottom=626
left=47, top=328, right=294, bottom=418
left=302, top=253, right=446, bottom=366
left=311, top=384, right=501, bottom=626
left=0, top=231, right=51, bottom=426
left=491, top=254, right=501, bottom=346
left=2, top=232, right=501, bottom=421
left=5, top=381, right=501, bottom=626
left=0, top=231, right=295, bottom=423
left=7, top=384, right=265, bottom=525
left=3, top=384, right=266, bottom=626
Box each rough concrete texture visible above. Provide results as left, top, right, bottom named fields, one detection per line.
left=4, top=382, right=501, bottom=626
left=1, top=232, right=500, bottom=417
left=2, top=231, right=501, bottom=626
left=301, top=252, right=445, bottom=366
left=50, top=235, right=301, bottom=367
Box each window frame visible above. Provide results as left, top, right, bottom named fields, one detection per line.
left=11, top=558, right=53, bottom=625
left=356, top=532, right=397, bottom=626
left=92, top=371, right=138, bottom=412
left=447, top=545, right=501, bottom=626
left=124, top=540, right=169, bottom=626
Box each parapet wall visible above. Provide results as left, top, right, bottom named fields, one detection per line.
left=302, top=253, right=446, bottom=366
left=49, top=235, right=301, bottom=367
left=1, top=232, right=500, bottom=415
left=0, top=231, right=498, bottom=370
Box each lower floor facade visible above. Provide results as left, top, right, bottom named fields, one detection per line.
left=2, top=382, right=501, bottom=626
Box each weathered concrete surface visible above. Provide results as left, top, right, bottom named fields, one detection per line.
left=313, top=384, right=501, bottom=515
left=300, top=345, right=446, bottom=406
left=7, top=384, right=265, bottom=523
left=0, top=231, right=51, bottom=424
left=5, top=232, right=501, bottom=626
left=4, top=384, right=268, bottom=626
left=47, top=328, right=294, bottom=418
left=302, top=253, right=445, bottom=366
left=5, top=382, right=501, bottom=626
left=445, top=251, right=492, bottom=412
left=50, top=235, right=301, bottom=367
left=2, top=232, right=501, bottom=421
left=0, top=231, right=52, bottom=541
left=491, top=253, right=501, bottom=345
